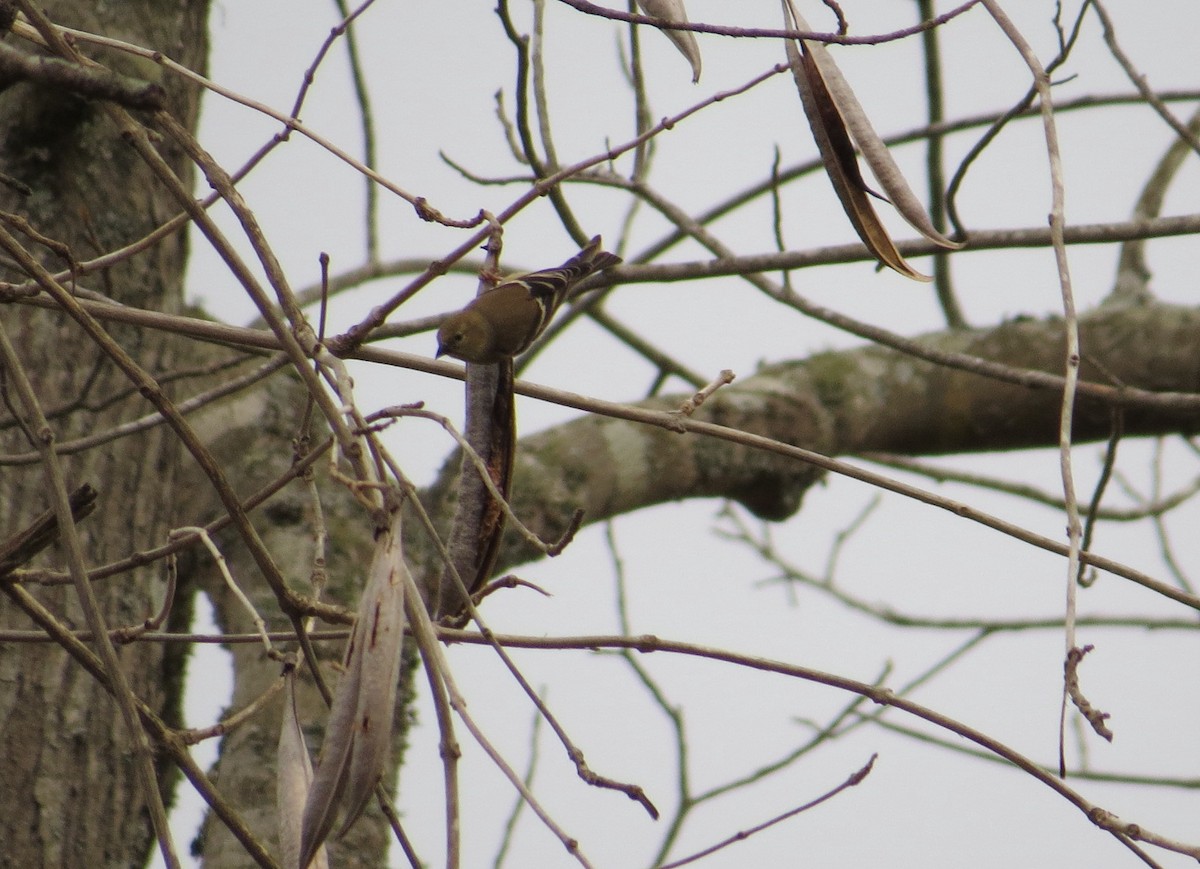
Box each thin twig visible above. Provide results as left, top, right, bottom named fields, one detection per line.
left=437, top=628, right=1177, bottom=863
left=557, top=0, right=982, bottom=44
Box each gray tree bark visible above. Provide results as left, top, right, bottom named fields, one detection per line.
left=0, top=2, right=208, bottom=866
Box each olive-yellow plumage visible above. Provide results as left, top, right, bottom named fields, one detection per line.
left=436, top=236, right=621, bottom=364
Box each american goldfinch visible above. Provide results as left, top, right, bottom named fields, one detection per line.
left=436, top=235, right=621, bottom=364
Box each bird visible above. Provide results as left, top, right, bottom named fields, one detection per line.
left=436, top=235, right=622, bottom=364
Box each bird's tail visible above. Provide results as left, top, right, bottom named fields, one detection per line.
left=522, top=235, right=621, bottom=303
left=567, top=234, right=623, bottom=275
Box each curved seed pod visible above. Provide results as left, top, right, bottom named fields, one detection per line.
left=636, top=0, right=702, bottom=83
left=278, top=674, right=328, bottom=869
left=782, top=1, right=931, bottom=280
left=337, top=524, right=408, bottom=838
left=784, top=0, right=962, bottom=251
left=299, top=519, right=408, bottom=869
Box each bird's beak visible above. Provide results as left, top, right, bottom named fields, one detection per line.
left=435, top=343, right=446, bottom=358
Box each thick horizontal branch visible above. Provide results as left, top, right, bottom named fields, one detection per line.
left=419, top=302, right=1200, bottom=583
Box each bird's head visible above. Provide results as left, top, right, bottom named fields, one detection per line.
left=436, top=309, right=495, bottom=364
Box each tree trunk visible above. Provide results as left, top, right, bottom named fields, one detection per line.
left=0, top=3, right=209, bottom=866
